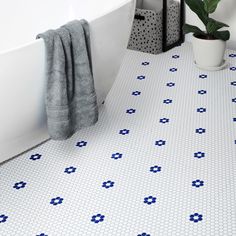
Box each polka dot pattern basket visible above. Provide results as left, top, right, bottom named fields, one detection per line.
left=128, top=0, right=180, bottom=54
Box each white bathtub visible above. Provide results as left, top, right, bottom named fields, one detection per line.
left=0, top=0, right=135, bottom=163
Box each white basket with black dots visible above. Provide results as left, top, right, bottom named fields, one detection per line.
left=128, top=0, right=181, bottom=54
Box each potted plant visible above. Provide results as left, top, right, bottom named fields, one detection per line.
left=183, top=0, right=230, bottom=68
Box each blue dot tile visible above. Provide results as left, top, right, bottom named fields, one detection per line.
left=198, top=90, right=207, bottom=95
left=0, top=214, right=8, bottom=223
left=189, top=213, right=203, bottom=223
left=231, top=81, right=236, bottom=86
left=137, top=233, right=151, bottom=236
left=142, top=62, right=150, bottom=66
left=102, top=180, right=115, bottom=189
left=199, top=74, right=207, bottom=79
left=155, top=140, right=166, bottom=146
left=163, top=99, right=172, bottom=104
left=76, top=141, right=87, bottom=148
left=91, top=214, right=105, bottom=223
left=230, top=67, right=236, bottom=71
left=111, top=153, right=123, bottom=160
left=229, top=54, right=236, bottom=58
left=172, top=55, right=180, bottom=59
left=195, top=128, right=206, bottom=134
left=30, top=154, right=42, bottom=161
left=137, top=75, right=146, bottom=80
left=144, top=196, right=157, bottom=205
left=50, top=197, right=64, bottom=206
left=192, top=179, right=204, bottom=188
left=119, top=129, right=130, bottom=135
left=150, top=166, right=161, bottom=173
left=166, top=82, right=175, bottom=87
left=132, top=91, right=141, bottom=96
left=126, top=109, right=136, bottom=114
left=197, top=107, right=206, bottom=113
left=159, top=118, right=169, bottom=124
left=64, top=166, right=77, bottom=174
left=194, top=152, right=205, bottom=159
left=169, top=68, right=177, bottom=72
left=13, top=181, right=27, bottom=190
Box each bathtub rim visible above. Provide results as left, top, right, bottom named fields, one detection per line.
left=0, top=0, right=133, bottom=55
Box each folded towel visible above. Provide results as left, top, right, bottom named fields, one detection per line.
left=37, top=20, right=98, bottom=140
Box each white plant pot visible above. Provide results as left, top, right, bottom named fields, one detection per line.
left=192, top=35, right=226, bottom=68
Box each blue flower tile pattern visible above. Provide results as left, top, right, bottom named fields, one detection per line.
left=102, top=180, right=115, bottom=189
left=142, top=62, right=150, bottom=66
left=76, top=141, right=87, bottom=148
left=199, top=74, right=207, bottom=79
left=163, top=99, right=172, bottom=104
left=150, top=166, right=161, bottom=173
left=144, top=196, right=157, bottom=205
left=166, top=82, right=175, bottom=87
left=50, top=197, right=64, bottom=206
left=172, top=55, right=180, bottom=59
left=1, top=43, right=236, bottom=235
left=198, top=90, right=207, bottom=95
left=91, top=214, right=105, bottom=223
left=197, top=107, right=206, bottom=113
left=30, top=154, right=42, bottom=161
left=196, top=128, right=206, bottom=134
left=189, top=213, right=203, bottom=223
left=159, top=118, right=169, bottom=124
left=169, top=68, right=177, bottom=72
left=194, top=152, right=205, bottom=159
left=192, top=179, right=204, bottom=188
left=230, top=67, right=236, bottom=71
left=111, top=153, right=123, bottom=160
left=119, top=129, right=130, bottom=135
left=126, top=109, right=136, bottom=114
left=64, top=166, right=77, bottom=174
left=13, top=181, right=27, bottom=190
left=137, top=75, right=146, bottom=80
left=155, top=140, right=166, bottom=146
left=0, top=214, right=8, bottom=223
left=132, top=91, right=141, bottom=96
left=229, top=53, right=236, bottom=57
left=137, top=233, right=151, bottom=236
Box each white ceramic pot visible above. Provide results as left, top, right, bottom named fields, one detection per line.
left=192, top=34, right=226, bottom=67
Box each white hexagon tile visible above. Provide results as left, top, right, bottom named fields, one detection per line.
left=1, top=43, right=236, bottom=236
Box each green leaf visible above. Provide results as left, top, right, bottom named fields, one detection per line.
left=207, top=18, right=229, bottom=34
left=183, top=24, right=206, bottom=36
left=185, top=0, right=209, bottom=25
left=203, top=0, right=221, bottom=14
left=212, top=30, right=230, bottom=41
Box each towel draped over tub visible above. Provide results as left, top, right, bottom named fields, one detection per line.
left=37, top=20, right=98, bottom=140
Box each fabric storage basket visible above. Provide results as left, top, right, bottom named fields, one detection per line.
left=128, top=0, right=180, bottom=54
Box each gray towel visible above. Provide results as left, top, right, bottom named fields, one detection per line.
left=37, top=20, right=98, bottom=140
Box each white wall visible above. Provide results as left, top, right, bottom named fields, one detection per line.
left=185, top=0, right=236, bottom=50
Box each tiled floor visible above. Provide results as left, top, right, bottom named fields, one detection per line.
left=1, top=43, right=236, bottom=236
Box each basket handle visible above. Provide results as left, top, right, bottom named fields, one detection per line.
left=134, top=14, right=145, bottom=21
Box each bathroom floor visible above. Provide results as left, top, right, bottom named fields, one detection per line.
left=1, top=43, right=236, bottom=236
